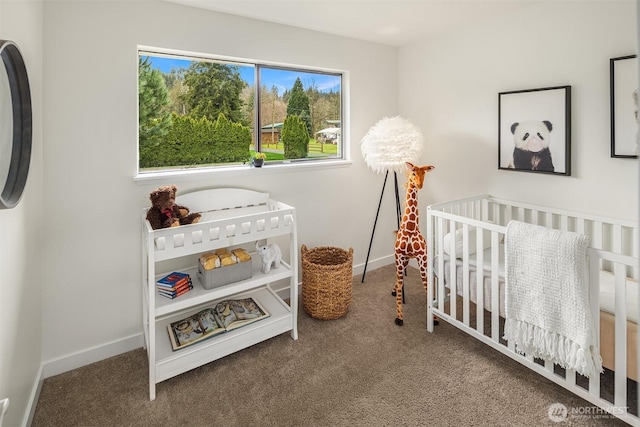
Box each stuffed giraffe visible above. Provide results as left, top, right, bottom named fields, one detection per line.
left=394, top=162, right=435, bottom=326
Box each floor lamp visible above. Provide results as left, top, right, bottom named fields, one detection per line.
left=359, top=116, right=424, bottom=284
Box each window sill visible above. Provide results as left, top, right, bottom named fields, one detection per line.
left=134, top=158, right=353, bottom=185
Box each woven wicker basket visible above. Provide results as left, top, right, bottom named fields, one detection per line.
left=301, top=245, right=353, bottom=320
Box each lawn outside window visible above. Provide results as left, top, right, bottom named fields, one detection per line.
left=137, top=47, right=346, bottom=176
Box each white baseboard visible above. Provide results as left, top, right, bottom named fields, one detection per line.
left=24, top=365, right=43, bottom=427
left=41, top=333, right=144, bottom=380
left=272, top=254, right=396, bottom=298
left=40, top=255, right=396, bottom=378
left=353, top=254, right=395, bottom=276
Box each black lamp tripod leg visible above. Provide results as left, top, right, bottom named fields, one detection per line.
left=394, top=171, right=401, bottom=230
left=361, top=170, right=389, bottom=283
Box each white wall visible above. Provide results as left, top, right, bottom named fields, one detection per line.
left=41, top=1, right=399, bottom=368
left=10, top=0, right=635, bottom=423
left=399, top=0, right=638, bottom=221
left=0, top=1, right=44, bottom=426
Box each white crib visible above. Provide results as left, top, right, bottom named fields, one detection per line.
left=426, top=195, right=639, bottom=426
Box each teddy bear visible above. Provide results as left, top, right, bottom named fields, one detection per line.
left=146, top=185, right=201, bottom=230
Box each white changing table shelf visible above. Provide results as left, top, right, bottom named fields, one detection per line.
left=141, top=188, right=298, bottom=400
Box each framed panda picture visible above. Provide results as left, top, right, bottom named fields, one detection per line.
left=498, top=86, right=571, bottom=176
left=610, top=55, right=638, bottom=158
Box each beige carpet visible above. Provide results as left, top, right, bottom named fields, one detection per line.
left=32, top=265, right=629, bottom=426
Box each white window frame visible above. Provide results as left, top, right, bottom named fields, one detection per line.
left=135, top=46, right=351, bottom=183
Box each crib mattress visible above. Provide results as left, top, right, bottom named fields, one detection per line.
left=433, top=249, right=639, bottom=323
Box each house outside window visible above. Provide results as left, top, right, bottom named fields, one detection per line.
left=137, top=48, right=344, bottom=174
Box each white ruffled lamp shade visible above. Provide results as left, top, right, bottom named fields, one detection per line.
left=360, top=116, right=424, bottom=174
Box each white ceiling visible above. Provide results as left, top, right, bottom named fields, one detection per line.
left=166, top=0, right=541, bottom=47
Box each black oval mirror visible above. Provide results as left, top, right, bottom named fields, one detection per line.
left=0, top=40, right=32, bottom=209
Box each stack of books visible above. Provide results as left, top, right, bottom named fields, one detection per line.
left=157, top=272, right=193, bottom=299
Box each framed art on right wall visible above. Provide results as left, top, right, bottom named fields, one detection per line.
left=498, top=85, right=571, bottom=176
left=610, top=54, right=638, bottom=158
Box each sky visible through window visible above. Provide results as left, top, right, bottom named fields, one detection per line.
left=146, top=55, right=340, bottom=96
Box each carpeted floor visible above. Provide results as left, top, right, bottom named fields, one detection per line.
left=32, top=265, right=631, bottom=426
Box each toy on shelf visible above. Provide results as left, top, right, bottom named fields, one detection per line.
left=146, top=185, right=201, bottom=230
left=256, top=242, right=282, bottom=274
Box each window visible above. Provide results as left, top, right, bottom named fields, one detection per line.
left=137, top=48, right=344, bottom=174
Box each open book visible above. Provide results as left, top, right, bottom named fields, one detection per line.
left=167, top=297, right=269, bottom=351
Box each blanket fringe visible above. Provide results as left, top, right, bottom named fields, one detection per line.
left=504, top=318, right=603, bottom=379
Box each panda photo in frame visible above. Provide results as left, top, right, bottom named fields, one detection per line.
left=508, top=120, right=555, bottom=172
left=498, top=85, right=570, bottom=176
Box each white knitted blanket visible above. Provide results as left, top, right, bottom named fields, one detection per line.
left=503, top=220, right=602, bottom=378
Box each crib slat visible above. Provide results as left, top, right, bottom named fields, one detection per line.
left=491, top=231, right=500, bottom=342
left=437, top=217, right=445, bottom=313
left=566, top=369, right=576, bottom=387
left=531, top=209, right=539, bottom=225
left=634, top=227, right=640, bottom=281
left=588, top=250, right=601, bottom=398
left=544, top=360, right=554, bottom=374
left=505, top=206, right=513, bottom=225
left=427, top=209, right=435, bottom=332
left=613, top=224, right=622, bottom=254
left=449, top=220, right=457, bottom=320
left=594, top=221, right=603, bottom=250
left=476, top=228, right=484, bottom=335
left=472, top=199, right=479, bottom=220
left=481, top=199, right=488, bottom=222
left=462, top=223, right=470, bottom=327
left=614, top=262, right=627, bottom=409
